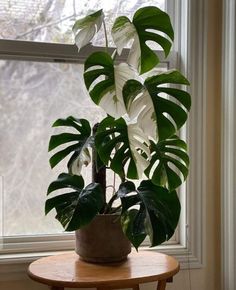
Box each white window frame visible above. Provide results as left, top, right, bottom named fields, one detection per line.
left=147, top=0, right=208, bottom=270
left=0, top=0, right=208, bottom=279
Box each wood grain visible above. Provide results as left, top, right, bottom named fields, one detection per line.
left=28, top=250, right=179, bottom=289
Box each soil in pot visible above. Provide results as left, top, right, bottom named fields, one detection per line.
left=75, top=214, right=131, bottom=263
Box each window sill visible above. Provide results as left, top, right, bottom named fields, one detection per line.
left=0, top=250, right=71, bottom=281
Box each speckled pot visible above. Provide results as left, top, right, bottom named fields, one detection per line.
left=75, top=214, right=131, bottom=263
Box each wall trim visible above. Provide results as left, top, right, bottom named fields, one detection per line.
left=221, top=1, right=236, bottom=290
left=182, top=0, right=208, bottom=268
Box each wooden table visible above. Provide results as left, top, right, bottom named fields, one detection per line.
left=28, top=251, right=179, bottom=290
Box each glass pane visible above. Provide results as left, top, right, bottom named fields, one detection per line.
left=0, top=60, right=108, bottom=236
left=0, top=0, right=166, bottom=45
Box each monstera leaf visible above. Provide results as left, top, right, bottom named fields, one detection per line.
left=112, top=6, right=174, bottom=74
left=121, top=208, right=147, bottom=249
left=84, top=51, right=138, bottom=118
left=73, top=9, right=104, bottom=51
left=120, top=180, right=181, bottom=248
left=95, top=116, right=150, bottom=179
left=117, top=182, right=146, bottom=248
left=145, top=135, right=189, bottom=191
left=49, top=117, right=92, bottom=175
left=123, top=70, right=191, bottom=141
left=45, top=173, right=104, bottom=231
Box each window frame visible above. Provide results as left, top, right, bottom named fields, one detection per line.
left=0, top=0, right=207, bottom=276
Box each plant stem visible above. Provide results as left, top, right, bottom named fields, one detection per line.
left=92, top=124, right=106, bottom=213
left=102, top=19, right=108, bottom=52
left=112, top=49, right=118, bottom=61
left=105, top=193, right=118, bottom=213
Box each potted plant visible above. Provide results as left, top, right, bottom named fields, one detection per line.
left=45, top=6, right=191, bottom=263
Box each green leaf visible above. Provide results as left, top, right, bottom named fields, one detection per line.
left=123, top=70, right=191, bottom=140
left=73, top=9, right=104, bottom=51
left=49, top=117, right=92, bottom=174
left=117, top=181, right=136, bottom=197
left=118, top=182, right=146, bottom=249
left=112, top=6, right=174, bottom=74
left=49, top=133, right=83, bottom=152
left=145, top=136, right=189, bottom=190
left=47, top=173, right=84, bottom=195
left=64, top=183, right=104, bottom=231
left=120, top=180, right=181, bottom=247
left=118, top=182, right=140, bottom=213
left=46, top=174, right=104, bottom=231
left=45, top=192, right=78, bottom=215
left=49, top=143, right=80, bottom=169
left=52, top=116, right=91, bottom=133
left=137, top=180, right=181, bottom=246
left=84, top=52, right=138, bottom=118
left=121, top=208, right=146, bottom=249
left=95, top=116, right=150, bottom=179
left=84, top=51, right=114, bottom=105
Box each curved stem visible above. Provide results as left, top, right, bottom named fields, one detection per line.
left=102, top=19, right=108, bottom=52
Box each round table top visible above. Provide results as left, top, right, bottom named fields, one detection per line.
left=28, top=250, right=179, bottom=288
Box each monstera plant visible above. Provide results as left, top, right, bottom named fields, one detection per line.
left=45, top=6, right=191, bottom=249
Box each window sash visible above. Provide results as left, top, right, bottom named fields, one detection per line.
left=0, top=39, right=176, bottom=65
left=0, top=38, right=178, bottom=255
left=1, top=234, right=74, bottom=254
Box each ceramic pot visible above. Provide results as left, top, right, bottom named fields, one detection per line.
left=75, top=214, right=131, bottom=263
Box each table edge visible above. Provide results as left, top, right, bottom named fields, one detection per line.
left=27, top=263, right=180, bottom=288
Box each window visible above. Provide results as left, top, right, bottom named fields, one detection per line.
left=0, top=0, right=205, bottom=273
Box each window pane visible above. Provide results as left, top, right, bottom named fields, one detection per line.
left=0, top=60, right=106, bottom=236
left=0, top=0, right=165, bottom=45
